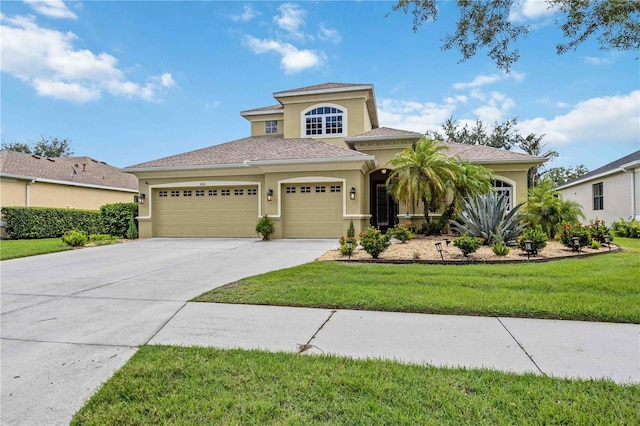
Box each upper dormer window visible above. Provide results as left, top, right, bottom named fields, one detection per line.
left=265, top=120, right=278, bottom=134
left=304, top=106, right=345, bottom=137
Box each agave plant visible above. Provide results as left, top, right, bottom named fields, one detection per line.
left=450, top=194, right=527, bottom=245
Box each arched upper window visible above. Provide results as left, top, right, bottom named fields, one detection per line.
left=303, top=105, right=345, bottom=137
left=493, top=180, right=512, bottom=210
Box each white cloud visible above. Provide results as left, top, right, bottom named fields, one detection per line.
left=509, top=0, right=557, bottom=23
left=453, top=71, right=525, bottom=90
left=231, top=4, right=259, bottom=22
left=274, top=3, right=306, bottom=38
left=472, top=91, right=516, bottom=123
left=377, top=98, right=459, bottom=133
left=244, top=35, right=323, bottom=74
left=318, top=24, right=341, bottom=44
left=519, top=91, right=640, bottom=147
left=23, top=0, right=77, bottom=20
left=0, top=14, right=174, bottom=103
left=204, top=100, right=221, bottom=110
left=583, top=56, right=612, bottom=65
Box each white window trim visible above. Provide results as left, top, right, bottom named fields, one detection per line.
left=264, top=120, right=278, bottom=134
left=300, top=103, right=348, bottom=139
left=493, top=176, right=516, bottom=209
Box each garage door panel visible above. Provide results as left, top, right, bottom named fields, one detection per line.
left=153, top=186, right=258, bottom=237
left=282, top=184, right=343, bottom=238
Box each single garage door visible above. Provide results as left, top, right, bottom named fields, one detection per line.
left=282, top=183, right=343, bottom=238
left=153, top=186, right=258, bottom=237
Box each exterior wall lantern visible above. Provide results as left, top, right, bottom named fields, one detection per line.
left=381, top=168, right=387, bottom=175
left=266, top=189, right=273, bottom=202
left=349, top=187, right=356, bottom=200
left=134, top=193, right=146, bottom=204
left=435, top=241, right=444, bottom=261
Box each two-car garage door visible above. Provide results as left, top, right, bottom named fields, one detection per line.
left=153, top=186, right=258, bottom=237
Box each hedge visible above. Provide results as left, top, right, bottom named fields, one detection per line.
left=1, top=203, right=138, bottom=240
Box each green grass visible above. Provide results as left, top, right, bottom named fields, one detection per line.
left=194, top=237, right=640, bottom=323
left=0, top=238, right=73, bottom=260
left=71, top=346, right=640, bottom=425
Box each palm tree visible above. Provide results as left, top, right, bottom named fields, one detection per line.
left=517, top=133, right=558, bottom=188
left=386, top=138, right=458, bottom=224
left=448, top=161, right=495, bottom=211
left=522, top=179, right=585, bottom=238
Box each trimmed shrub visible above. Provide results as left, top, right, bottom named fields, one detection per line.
left=453, top=234, right=483, bottom=257
left=100, top=203, right=138, bottom=238
left=586, top=219, right=612, bottom=243
left=256, top=215, right=275, bottom=240
left=388, top=223, right=414, bottom=243
left=1, top=206, right=101, bottom=239
left=612, top=218, right=640, bottom=238
left=559, top=222, right=591, bottom=248
left=517, top=225, right=548, bottom=254
left=126, top=214, right=138, bottom=239
left=61, top=229, right=88, bottom=247
left=359, top=226, right=390, bottom=259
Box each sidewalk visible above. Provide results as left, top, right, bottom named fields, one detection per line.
left=150, top=302, right=640, bottom=385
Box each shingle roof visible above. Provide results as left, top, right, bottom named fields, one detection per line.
left=124, top=135, right=372, bottom=170
left=275, top=82, right=371, bottom=95
left=444, top=142, right=545, bottom=164
left=347, top=127, right=422, bottom=140
left=0, top=150, right=138, bottom=190
left=240, top=104, right=284, bottom=115
left=558, top=150, right=640, bottom=188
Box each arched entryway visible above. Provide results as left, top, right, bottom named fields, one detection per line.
left=369, top=169, right=398, bottom=232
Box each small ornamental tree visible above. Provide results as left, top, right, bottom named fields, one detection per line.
left=126, top=214, right=138, bottom=239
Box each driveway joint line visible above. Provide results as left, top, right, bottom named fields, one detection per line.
left=144, top=302, right=188, bottom=345
left=496, top=317, right=545, bottom=375
left=298, top=309, right=336, bottom=353
left=0, top=337, right=138, bottom=349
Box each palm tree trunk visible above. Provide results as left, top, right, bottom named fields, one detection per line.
left=422, top=196, right=430, bottom=223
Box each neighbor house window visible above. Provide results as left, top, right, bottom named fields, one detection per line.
left=265, top=120, right=278, bottom=134
left=593, top=182, right=604, bottom=210
left=304, top=106, right=344, bottom=136
left=493, top=180, right=512, bottom=210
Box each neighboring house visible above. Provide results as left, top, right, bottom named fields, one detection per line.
left=1, top=150, right=139, bottom=236
left=124, top=82, right=544, bottom=239
left=556, top=150, right=640, bottom=225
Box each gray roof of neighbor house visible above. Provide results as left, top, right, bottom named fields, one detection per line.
left=0, top=150, right=138, bottom=191
left=123, top=135, right=375, bottom=171
left=556, top=150, right=640, bottom=190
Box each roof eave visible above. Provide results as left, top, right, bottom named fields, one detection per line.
left=345, top=134, right=422, bottom=143
left=123, top=163, right=251, bottom=173
left=0, top=173, right=137, bottom=192
left=273, top=84, right=374, bottom=99
left=556, top=160, right=640, bottom=190
left=240, top=109, right=284, bottom=117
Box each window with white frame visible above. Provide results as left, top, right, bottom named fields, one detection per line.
left=304, top=106, right=344, bottom=136
left=593, top=182, right=604, bottom=210
left=493, top=180, right=512, bottom=210
left=265, top=120, right=278, bottom=134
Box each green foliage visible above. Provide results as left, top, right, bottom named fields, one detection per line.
left=517, top=225, right=548, bottom=254
left=591, top=240, right=601, bottom=249
left=586, top=219, right=612, bottom=243
left=347, top=220, right=355, bottom=238
left=392, top=0, right=640, bottom=73
left=421, top=220, right=445, bottom=236
left=427, top=117, right=520, bottom=150
left=492, top=243, right=510, bottom=256
left=542, top=164, right=589, bottom=186
left=388, top=223, right=414, bottom=243
left=100, top=203, right=138, bottom=238
left=450, top=193, right=526, bottom=245
left=255, top=215, right=275, bottom=240
left=0, top=238, right=73, bottom=260
left=559, top=222, right=591, bottom=248
left=453, top=234, right=484, bottom=257
left=61, top=229, right=88, bottom=247
left=338, top=235, right=357, bottom=256
left=126, top=215, right=138, bottom=239
left=522, top=179, right=585, bottom=238
left=2, top=136, right=74, bottom=157
left=1, top=206, right=101, bottom=239
left=359, top=226, right=391, bottom=258
left=612, top=218, right=640, bottom=238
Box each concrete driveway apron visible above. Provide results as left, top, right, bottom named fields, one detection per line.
left=0, top=238, right=334, bottom=426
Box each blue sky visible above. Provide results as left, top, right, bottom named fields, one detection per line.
left=1, top=0, right=638, bottom=172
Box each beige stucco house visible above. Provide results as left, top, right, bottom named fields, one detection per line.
left=1, top=150, right=139, bottom=236
left=124, top=82, right=544, bottom=239
left=556, top=150, right=640, bottom=225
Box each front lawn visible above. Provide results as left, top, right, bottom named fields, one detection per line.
left=194, top=238, right=640, bottom=324
left=0, top=238, right=73, bottom=260
left=71, top=346, right=639, bottom=425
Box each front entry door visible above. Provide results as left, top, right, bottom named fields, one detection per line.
left=370, top=171, right=398, bottom=232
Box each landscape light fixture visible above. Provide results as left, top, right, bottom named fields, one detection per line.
left=350, top=187, right=356, bottom=200
left=435, top=241, right=444, bottom=261
left=444, top=238, right=451, bottom=247
left=524, top=240, right=533, bottom=261
left=347, top=240, right=353, bottom=260
left=571, top=236, right=581, bottom=252
left=604, top=234, right=611, bottom=251
left=266, top=189, right=273, bottom=202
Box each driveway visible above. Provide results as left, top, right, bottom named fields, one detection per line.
left=0, top=238, right=335, bottom=426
